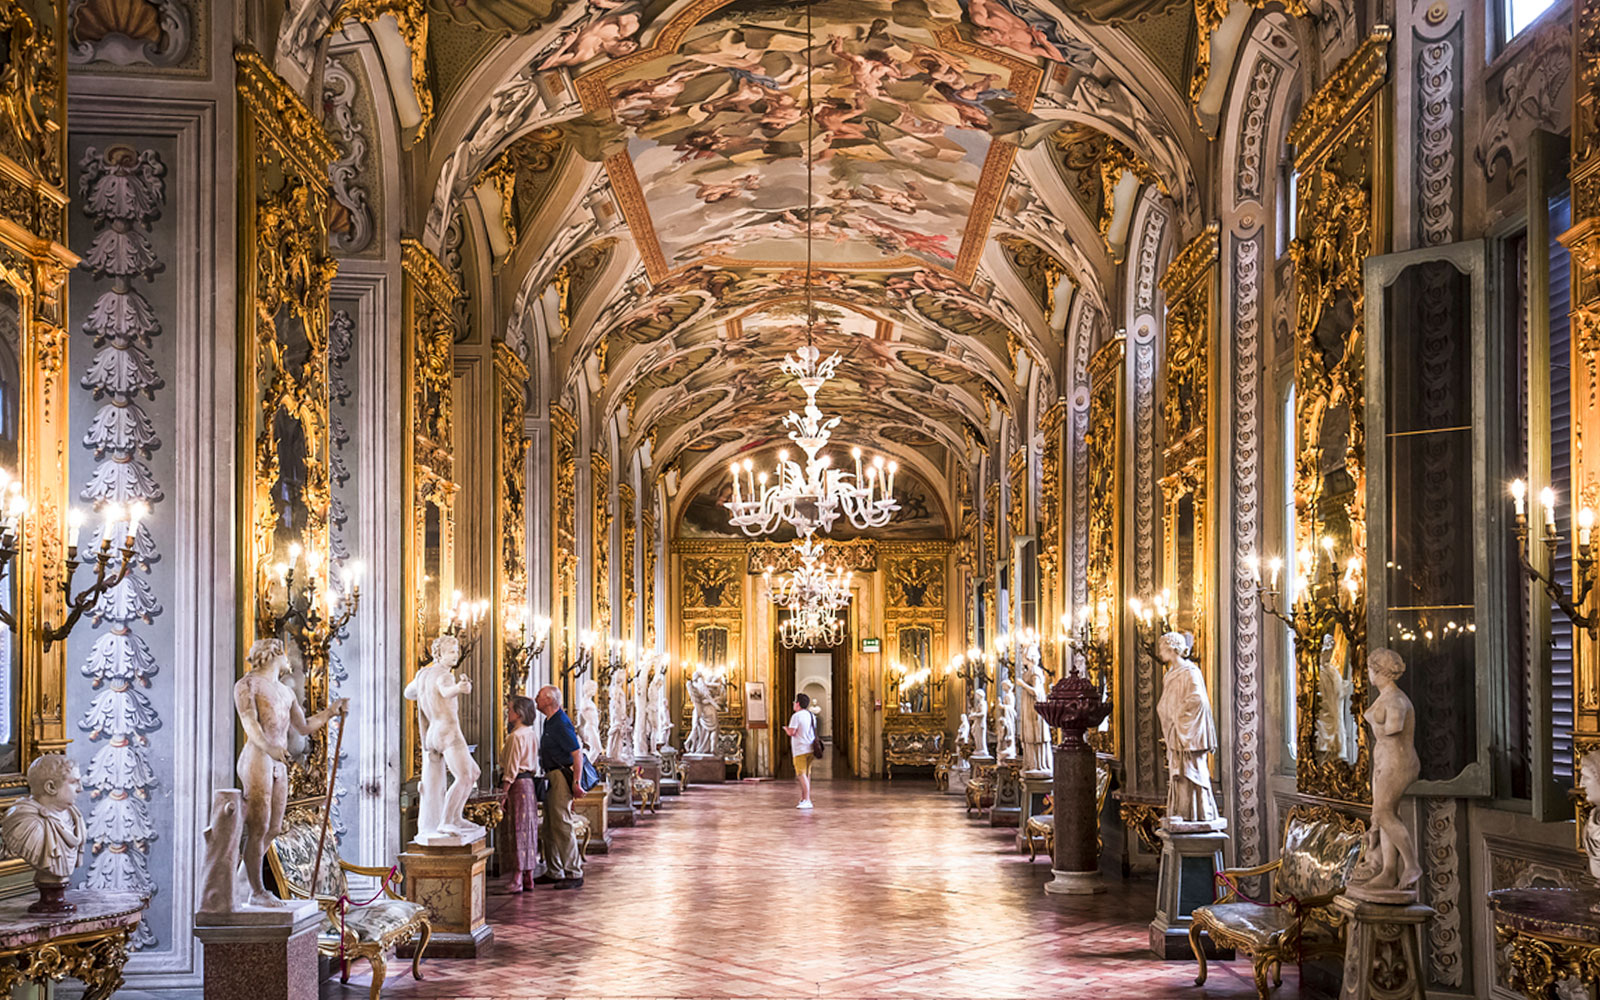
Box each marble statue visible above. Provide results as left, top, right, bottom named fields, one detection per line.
left=632, top=663, right=653, bottom=759
left=605, top=666, right=634, bottom=764
left=1348, top=647, right=1422, bottom=902
left=997, top=679, right=1019, bottom=760
left=1017, top=651, right=1051, bottom=774
left=197, top=788, right=249, bottom=916
left=967, top=683, right=991, bottom=757
left=404, top=634, right=485, bottom=845
left=1581, top=749, right=1600, bottom=882
left=1314, top=632, right=1357, bottom=762
left=1, top=754, right=85, bottom=911
left=236, top=638, right=346, bottom=905
left=685, top=669, right=723, bottom=756
left=650, top=666, right=672, bottom=752
left=576, top=678, right=603, bottom=760
left=956, top=710, right=972, bottom=746
left=1155, top=631, right=1225, bottom=832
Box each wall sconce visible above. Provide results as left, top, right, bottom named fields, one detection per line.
left=44, top=502, right=149, bottom=651
left=1247, top=533, right=1363, bottom=644
left=1509, top=479, right=1599, bottom=636
left=504, top=608, right=551, bottom=698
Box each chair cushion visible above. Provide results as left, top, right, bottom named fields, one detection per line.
left=271, top=823, right=347, bottom=899
left=322, top=898, right=427, bottom=944
left=1278, top=816, right=1364, bottom=901
left=1194, top=902, right=1293, bottom=950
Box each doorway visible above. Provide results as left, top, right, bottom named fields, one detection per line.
left=773, top=604, right=854, bottom=778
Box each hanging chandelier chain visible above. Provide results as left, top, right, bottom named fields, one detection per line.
left=804, top=0, right=814, bottom=347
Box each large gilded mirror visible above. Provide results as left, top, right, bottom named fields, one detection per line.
left=0, top=282, right=22, bottom=775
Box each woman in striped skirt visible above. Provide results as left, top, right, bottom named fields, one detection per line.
left=498, top=694, right=541, bottom=891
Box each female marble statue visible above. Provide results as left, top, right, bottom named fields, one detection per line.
left=632, top=662, right=652, bottom=759
left=997, top=679, right=1019, bottom=760
left=1314, top=631, right=1357, bottom=762
left=1017, top=650, right=1051, bottom=774
left=956, top=710, right=972, bottom=747
left=576, top=678, right=603, bottom=760
left=605, top=667, right=634, bottom=764
left=685, top=669, right=723, bottom=756
left=1581, top=749, right=1600, bottom=881
left=1155, top=631, right=1224, bottom=832
left=650, top=667, right=672, bottom=752
left=967, top=682, right=991, bottom=757
left=1348, top=647, right=1421, bottom=901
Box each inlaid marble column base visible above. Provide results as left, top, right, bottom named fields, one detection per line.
left=398, top=839, right=493, bottom=958
left=194, top=900, right=322, bottom=1000
left=1043, top=869, right=1105, bottom=895
left=1150, top=828, right=1232, bottom=959
left=683, top=753, right=726, bottom=784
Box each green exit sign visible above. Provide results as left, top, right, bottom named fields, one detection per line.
left=860, top=638, right=881, bottom=653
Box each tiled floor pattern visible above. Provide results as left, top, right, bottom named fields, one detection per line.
left=323, top=779, right=1303, bottom=999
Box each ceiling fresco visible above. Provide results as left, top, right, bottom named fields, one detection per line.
left=573, top=0, right=1044, bottom=282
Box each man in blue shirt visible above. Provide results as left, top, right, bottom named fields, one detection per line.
left=534, top=685, right=587, bottom=888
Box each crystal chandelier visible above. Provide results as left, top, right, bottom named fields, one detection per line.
left=722, top=0, right=899, bottom=541
left=779, top=603, right=845, bottom=650
left=764, top=536, right=853, bottom=611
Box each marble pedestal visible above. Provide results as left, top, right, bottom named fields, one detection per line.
left=1333, top=894, right=1434, bottom=1000
left=1015, top=773, right=1053, bottom=851
left=946, top=760, right=971, bottom=795
left=194, top=899, right=322, bottom=1000
left=606, top=762, right=637, bottom=828
left=658, top=748, right=683, bottom=796
left=572, top=788, right=612, bottom=854
left=1150, top=827, right=1232, bottom=959
left=684, top=753, right=725, bottom=784
left=990, top=762, right=1024, bottom=828
left=1043, top=742, right=1104, bottom=895
left=636, top=756, right=663, bottom=808
left=398, top=837, right=492, bottom=958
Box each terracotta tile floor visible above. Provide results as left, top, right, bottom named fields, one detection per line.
left=326, top=779, right=1310, bottom=999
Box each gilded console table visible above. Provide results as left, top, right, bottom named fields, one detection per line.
left=1489, top=886, right=1600, bottom=998
left=0, top=889, right=148, bottom=1000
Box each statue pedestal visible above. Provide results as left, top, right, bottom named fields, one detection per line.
left=606, top=762, right=637, bottom=828
left=1333, top=894, right=1434, bottom=1000
left=946, top=760, right=971, bottom=795
left=683, top=753, right=725, bottom=785
left=572, top=788, right=611, bottom=854
left=194, top=899, right=322, bottom=1000
left=1150, top=827, right=1232, bottom=959
left=658, top=748, right=682, bottom=796
left=398, top=837, right=493, bottom=958
left=990, top=762, right=1024, bottom=828
left=636, top=756, right=663, bottom=807
left=1043, top=741, right=1103, bottom=895
left=1015, top=774, right=1054, bottom=851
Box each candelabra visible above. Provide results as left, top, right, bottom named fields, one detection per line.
left=889, top=660, right=940, bottom=712
left=1127, top=590, right=1176, bottom=661
left=1509, top=478, right=1600, bottom=637
left=43, top=501, right=149, bottom=650
left=948, top=647, right=993, bottom=687
left=260, top=542, right=363, bottom=665
left=416, top=591, right=488, bottom=666
left=779, top=604, right=844, bottom=649
left=1059, top=607, right=1111, bottom=701
left=1246, top=533, right=1364, bottom=645
left=503, top=609, right=551, bottom=700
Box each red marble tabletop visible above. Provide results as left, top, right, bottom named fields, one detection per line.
left=0, top=890, right=147, bottom=949
left=1489, top=887, right=1600, bottom=944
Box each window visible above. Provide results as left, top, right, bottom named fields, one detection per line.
left=1505, top=0, right=1560, bottom=41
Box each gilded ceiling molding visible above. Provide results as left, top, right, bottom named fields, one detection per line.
left=997, top=234, right=1070, bottom=320
left=1191, top=0, right=1306, bottom=115
left=332, top=0, right=434, bottom=141
left=1050, top=124, right=1164, bottom=254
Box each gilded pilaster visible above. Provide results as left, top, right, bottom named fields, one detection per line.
left=619, top=482, right=637, bottom=642
left=592, top=451, right=612, bottom=637
left=494, top=343, right=529, bottom=720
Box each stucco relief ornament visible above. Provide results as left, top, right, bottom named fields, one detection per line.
left=1, top=755, right=85, bottom=914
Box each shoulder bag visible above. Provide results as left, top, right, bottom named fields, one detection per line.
left=811, top=713, right=825, bottom=760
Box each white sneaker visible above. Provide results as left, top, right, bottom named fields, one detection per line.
left=796, top=800, right=813, bottom=810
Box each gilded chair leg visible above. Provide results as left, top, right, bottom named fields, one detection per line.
left=368, top=954, right=387, bottom=1000
left=1188, top=925, right=1208, bottom=987
left=1026, top=838, right=1037, bottom=862
left=412, top=921, right=432, bottom=981
left=1252, top=958, right=1271, bottom=1000
left=1271, top=959, right=1282, bottom=987
left=341, top=958, right=350, bottom=983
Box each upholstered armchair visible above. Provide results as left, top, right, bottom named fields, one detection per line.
left=268, top=816, right=432, bottom=1000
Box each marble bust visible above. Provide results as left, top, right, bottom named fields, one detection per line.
left=1, top=754, right=85, bottom=913
left=1347, top=647, right=1421, bottom=902
left=235, top=638, right=346, bottom=905
left=404, top=634, right=485, bottom=846
left=1155, top=631, right=1225, bottom=832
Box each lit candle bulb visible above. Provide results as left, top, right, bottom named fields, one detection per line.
left=1511, top=479, right=1527, bottom=518
left=1543, top=487, right=1557, bottom=532
left=124, top=500, right=147, bottom=544
left=101, top=503, right=123, bottom=547
left=66, top=508, right=83, bottom=552
left=887, top=461, right=897, bottom=500
left=730, top=463, right=742, bottom=503
left=1269, top=557, right=1283, bottom=590
left=1245, top=554, right=1260, bottom=584
left=1580, top=507, right=1594, bottom=549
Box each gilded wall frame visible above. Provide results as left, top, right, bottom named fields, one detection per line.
left=883, top=545, right=950, bottom=734
left=642, top=500, right=658, bottom=649
left=551, top=404, right=577, bottom=695
left=0, top=0, right=74, bottom=814
left=1286, top=28, right=1391, bottom=803
left=1087, top=337, right=1125, bottom=754
left=1158, top=224, right=1219, bottom=659
left=676, top=540, right=744, bottom=727
left=619, top=482, right=636, bottom=642
left=1038, top=401, right=1065, bottom=630
left=494, top=343, right=529, bottom=716
left=236, top=47, right=340, bottom=804
left=591, top=451, right=611, bottom=637
left=400, top=237, right=459, bottom=782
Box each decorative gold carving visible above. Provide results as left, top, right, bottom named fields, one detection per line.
left=1287, top=30, right=1389, bottom=804
left=642, top=502, right=657, bottom=648
left=481, top=126, right=566, bottom=259
left=331, top=0, right=433, bottom=142
left=984, top=481, right=1000, bottom=565
left=551, top=404, right=578, bottom=685
left=237, top=47, right=340, bottom=802
left=886, top=554, right=946, bottom=612
left=747, top=537, right=878, bottom=574
left=1038, top=401, right=1065, bottom=579
left=683, top=554, right=741, bottom=611
left=1191, top=0, right=1308, bottom=114
left=401, top=237, right=459, bottom=780
left=1007, top=448, right=1027, bottom=543
left=1050, top=125, right=1164, bottom=246
left=1086, top=340, right=1125, bottom=607
left=494, top=344, right=529, bottom=723
left=997, top=234, right=1068, bottom=318
left=591, top=451, right=611, bottom=636
left=0, top=921, right=137, bottom=1000
left=619, top=482, right=636, bottom=640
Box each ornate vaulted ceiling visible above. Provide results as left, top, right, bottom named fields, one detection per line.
left=420, top=0, right=1206, bottom=534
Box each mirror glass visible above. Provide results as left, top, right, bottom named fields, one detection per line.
left=0, top=285, right=19, bottom=774
left=423, top=500, right=442, bottom=639
left=270, top=309, right=312, bottom=559
left=897, top=626, right=932, bottom=714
